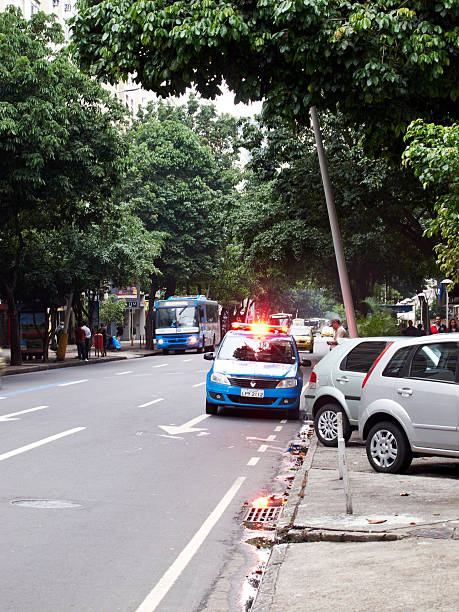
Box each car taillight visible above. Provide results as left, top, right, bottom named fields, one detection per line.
left=362, top=342, right=394, bottom=389
left=307, top=370, right=317, bottom=390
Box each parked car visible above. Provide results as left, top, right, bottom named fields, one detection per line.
left=304, top=337, right=398, bottom=446
left=290, top=325, right=314, bottom=353
left=359, top=336, right=459, bottom=474
left=320, top=325, right=334, bottom=337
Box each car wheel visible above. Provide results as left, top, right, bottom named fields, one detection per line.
left=366, top=421, right=412, bottom=474
left=206, top=401, right=218, bottom=415
left=314, top=404, right=351, bottom=447
left=287, top=405, right=300, bottom=420
left=309, top=348, right=313, bottom=354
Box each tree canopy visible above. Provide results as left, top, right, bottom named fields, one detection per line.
left=71, top=0, right=458, bottom=154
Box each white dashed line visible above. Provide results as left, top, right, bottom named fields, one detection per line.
left=267, top=434, right=276, bottom=441
left=0, top=405, right=49, bottom=422
left=247, top=457, right=260, bottom=466
left=182, top=359, right=193, bottom=362
left=0, top=397, right=7, bottom=400
left=138, top=398, right=164, bottom=408
left=115, top=371, right=133, bottom=376
left=192, top=382, right=206, bottom=388
left=58, top=379, right=88, bottom=387
left=280, top=419, right=287, bottom=424
left=257, top=445, right=268, bottom=453
left=274, top=426, right=283, bottom=432
left=154, top=364, right=168, bottom=368
left=0, top=427, right=86, bottom=462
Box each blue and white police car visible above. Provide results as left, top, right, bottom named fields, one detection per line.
left=204, top=323, right=310, bottom=419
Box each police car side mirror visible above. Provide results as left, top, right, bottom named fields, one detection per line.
left=301, top=359, right=312, bottom=367
left=203, top=352, right=214, bottom=361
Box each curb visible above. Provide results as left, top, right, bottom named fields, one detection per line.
left=250, top=544, right=289, bottom=612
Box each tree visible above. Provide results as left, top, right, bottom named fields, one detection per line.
left=0, top=8, right=128, bottom=364
left=71, top=0, right=458, bottom=155
left=99, top=295, right=126, bottom=326
left=403, top=120, right=459, bottom=285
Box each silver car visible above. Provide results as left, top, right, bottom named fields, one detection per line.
left=359, top=335, right=459, bottom=473
left=304, top=337, right=397, bottom=446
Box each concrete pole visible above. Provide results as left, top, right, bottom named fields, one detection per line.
left=310, top=107, right=359, bottom=338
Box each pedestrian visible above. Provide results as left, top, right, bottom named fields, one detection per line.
left=448, top=318, right=458, bottom=333
left=75, top=322, right=87, bottom=361
left=430, top=316, right=447, bottom=334
left=100, top=324, right=108, bottom=356
left=81, top=321, right=91, bottom=359
left=416, top=323, right=425, bottom=336
left=327, top=318, right=347, bottom=349
left=402, top=320, right=418, bottom=336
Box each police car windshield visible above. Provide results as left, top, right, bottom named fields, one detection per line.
left=218, top=335, right=296, bottom=364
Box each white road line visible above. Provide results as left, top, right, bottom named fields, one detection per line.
left=0, top=397, right=7, bottom=400
left=257, top=445, right=268, bottom=453
left=192, top=381, right=206, bottom=388
left=267, top=434, right=277, bottom=441
left=247, top=457, right=260, bottom=466
left=115, top=371, right=133, bottom=376
left=274, top=426, right=283, bottom=432
left=138, top=398, right=164, bottom=408
left=0, top=427, right=86, bottom=462
left=135, top=476, right=246, bottom=612
left=153, top=364, right=168, bottom=368
left=182, top=359, right=193, bottom=362
left=58, top=379, right=88, bottom=387
left=0, top=405, right=48, bottom=422
left=280, top=419, right=287, bottom=424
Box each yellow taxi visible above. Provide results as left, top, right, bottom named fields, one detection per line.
left=290, top=325, right=314, bottom=353
left=321, top=325, right=334, bottom=337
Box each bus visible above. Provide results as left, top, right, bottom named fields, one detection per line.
left=154, top=296, right=221, bottom=354
left=268, top=313, right=293, bottom=329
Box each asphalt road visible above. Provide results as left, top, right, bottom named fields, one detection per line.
left=0, top=338, right=328, bottom=612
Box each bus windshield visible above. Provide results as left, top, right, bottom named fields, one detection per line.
left=156, top=307, right=198, bottom=329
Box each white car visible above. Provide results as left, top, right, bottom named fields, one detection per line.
left=305, top=337, right=397, bottom=446
left=359, top=335, right=459, bottom=473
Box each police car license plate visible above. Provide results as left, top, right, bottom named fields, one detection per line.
left=241, top=389, right=264, bottom=398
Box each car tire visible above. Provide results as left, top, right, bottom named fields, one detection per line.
left=366, top=421, right=412, bottom=474
left=314, top=403, right=351, bottom=447
left=206, top=401, right=218, bottom=415
left=287, top=405, right=300, bottom=420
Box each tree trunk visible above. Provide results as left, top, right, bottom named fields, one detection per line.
left=145, top=275, right=159, bottom=350
left=57, top=292, right=73, bottom=361
left=165, top=277, right=176, bottom=299
left=4, top=285, right=21, bottom=366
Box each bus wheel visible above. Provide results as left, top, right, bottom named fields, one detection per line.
left=197, top=346, right=204, bottom=353
left=162, top=349, right=169, bottom=355
left=209, top=336, right=215, bottom=351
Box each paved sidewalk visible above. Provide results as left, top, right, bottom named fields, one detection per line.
left=2, top=341, right=160, bottom=375
left=252, top=431, right=459, bottom=611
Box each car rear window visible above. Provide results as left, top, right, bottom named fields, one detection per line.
left=340, top=341, right=387, bottom=373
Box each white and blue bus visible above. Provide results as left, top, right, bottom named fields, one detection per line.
left=154, top=296, right=221, bottom=354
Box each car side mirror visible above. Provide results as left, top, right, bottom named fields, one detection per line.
left=301, top=359, right=312, bottom=367
left=203, top=352, right=214, bottom=361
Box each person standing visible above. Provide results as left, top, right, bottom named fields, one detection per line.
left=416, top=323, right=425, bottom=336
left=448, top=318, right=458, bottom=333
left=100, top=324, right=108, bottom=356
left=430, top=316, right=447, bottom=334
left=327, top=318, right=347, bottom=349
left=82, top=322, right=91, bottom=359
left=75, top=323, right=87, bottom=361
left=402, top=320, right=418, bottom=336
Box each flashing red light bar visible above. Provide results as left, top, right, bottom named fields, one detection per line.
left=231, top=322, right=289, bottom=334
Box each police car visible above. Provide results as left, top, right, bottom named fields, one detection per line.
left=204, top=323, right=311, bottom=419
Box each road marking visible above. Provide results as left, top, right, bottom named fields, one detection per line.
left=58, top=379, right=88, bottom=387
left=0, top=427, right=86, bottom=462
left=154, top=364, right=168, bottom=368
left=0, top=397, right=6, bottom=400
left=0, top=405, right=49, bottom=422
left=192, top=381, right=206, bottom=388
left=182, top=359, right=193, bottom=362
left=138, top=398, right=164, bottom=408
left=280, top=419, right=287, bottom=424
left=257, top=445, right=268, bottom=453
left=135, top=476, right=246, bottom=612
left=115, top=371, right=133, bottom=376
left=159, top=414, right=209, bottom=436
left=247, top=457, right=260, bottom=466
left=274, top=426, right=283, bottom=432
left=267, top=434, right=276, bottom=441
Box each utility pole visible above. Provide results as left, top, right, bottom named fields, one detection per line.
left=310, top=107, right=358, bottom=338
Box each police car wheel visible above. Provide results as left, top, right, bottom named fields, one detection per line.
left=287, top=406, right=300, bottom=420
left=206, top=401, right=218, bottom=415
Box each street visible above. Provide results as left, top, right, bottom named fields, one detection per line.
left=0, top=339, right=327, bottom=611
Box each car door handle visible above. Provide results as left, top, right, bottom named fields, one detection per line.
left=336, top=376, right=349, bottom=383
left=397, top=387, right=413, bottom=396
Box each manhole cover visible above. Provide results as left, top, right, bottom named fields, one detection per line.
left=11, top=499, right=82, bottom=509
left=242, top=506, right=283, bottom=523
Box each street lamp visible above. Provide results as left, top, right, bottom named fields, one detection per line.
left=441, top=279, right=453, bottom=329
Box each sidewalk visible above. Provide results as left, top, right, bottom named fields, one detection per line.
left=2, top=341, right=160, bottom=376
left=252, top=431, right=459, bottom=611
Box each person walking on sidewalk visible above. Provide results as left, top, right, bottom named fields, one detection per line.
left=75, top=323, right=87, bottom=361
left=82, top=322, right=91, bottom=359
left=327, top=318, right=347, bottom=349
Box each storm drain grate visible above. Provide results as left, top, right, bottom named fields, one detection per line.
left=242, top=506, right=283, bottom=523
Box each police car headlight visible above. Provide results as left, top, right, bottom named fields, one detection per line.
left=276, top=379, right=297, bottom=388
left=211, top=372, right=230, bottom=385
